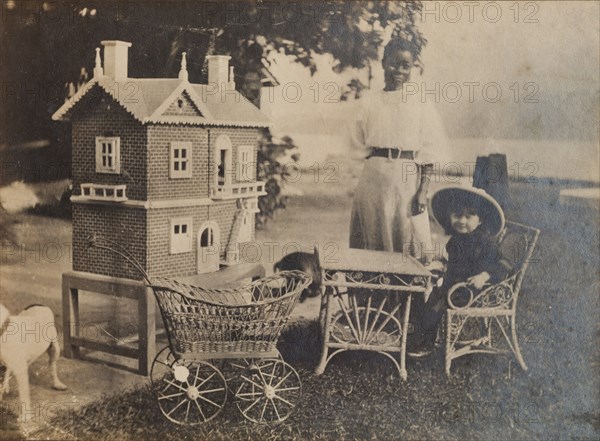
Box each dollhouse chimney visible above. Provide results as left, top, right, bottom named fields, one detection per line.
left=228, top=66, right=235, bottom=90
left=93, top=47, right=103, bottom=79
left=206, top=55, right=233, bottom=89
left=101, top=40, right=132, bottom=81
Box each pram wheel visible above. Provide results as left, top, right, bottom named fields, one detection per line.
left=235, top=359, right=301, bottom=423
left=227, top=358, right=283, bottom=401
left=150, top=346, right=175, bottom=386
left=156, top=360, right=227, bottom=425
left=226, top=358, right=258, bottom=399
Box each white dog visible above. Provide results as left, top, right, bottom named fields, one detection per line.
left=0, top=304, right=67, bottom=414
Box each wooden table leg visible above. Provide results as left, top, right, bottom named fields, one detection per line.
left=61, top=278, right=73, bottom=359
left=399, top=293, right=412, bottom=381
left=62, top=274, right=80, bottom=359
left=138, top=287, right=155, bottom=376
left=71, top=288, right=81, bottom=358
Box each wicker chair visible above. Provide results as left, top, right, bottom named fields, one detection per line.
left=445, top=220, right=540, bottom=375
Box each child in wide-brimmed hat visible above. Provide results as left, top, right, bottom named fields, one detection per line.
left=409, top=186, right=508, bottom=356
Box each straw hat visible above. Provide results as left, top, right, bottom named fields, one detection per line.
left=430, top=185, right=505, bottom=237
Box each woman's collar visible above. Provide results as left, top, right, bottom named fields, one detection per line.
left=380, top=86, right=420, bottom=104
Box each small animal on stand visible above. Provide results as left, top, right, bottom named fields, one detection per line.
left=274, top=252, right=321, bottom=302
left=0, top=304, right=68, bottom=419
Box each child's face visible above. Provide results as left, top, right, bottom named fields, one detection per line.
left=450, top=209, right=481, bottom=234
left=383, top=49, right=413, bottom=91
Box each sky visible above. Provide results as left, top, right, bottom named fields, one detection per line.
left=418, top=1, right=599, bottom=91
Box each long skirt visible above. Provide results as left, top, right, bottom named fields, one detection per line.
left=349, top=157, right=421, bottom=253
left=348, top=157, right=417, bottom=315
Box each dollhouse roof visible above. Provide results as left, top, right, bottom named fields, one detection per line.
left=52, top=77, right=271, bottom=128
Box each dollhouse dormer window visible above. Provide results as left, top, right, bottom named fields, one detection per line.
left=170, top=142, right=192, bottom=179
left=170, top=217, right=193, bottom=254
left=95, top=137, right=120, bottom=174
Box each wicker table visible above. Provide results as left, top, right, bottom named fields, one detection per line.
left=314, top=248, right=431, bottom=380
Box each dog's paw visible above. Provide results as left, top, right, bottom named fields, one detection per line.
left=53, top=381, right=67, bottom=391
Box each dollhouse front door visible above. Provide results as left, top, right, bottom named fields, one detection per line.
left=198, top=221, right=220, bottom=273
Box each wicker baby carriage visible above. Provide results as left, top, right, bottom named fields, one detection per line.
left=88, top=235, right=311, bottom=425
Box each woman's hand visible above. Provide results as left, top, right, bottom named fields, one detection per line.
left=426, top=260, right=445, bottom=272
left=413, top=188, right=428, bottom=215
left=467, top=272, right=491, bottom=290
left=413, top=164, right=433, bottom=215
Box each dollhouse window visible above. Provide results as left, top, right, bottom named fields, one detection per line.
left=237, top=145, right=254, bottom=182
left=95, top=137, right=120, bottom=174
left=170, top=142, right=192, bottom=179
left=170, top=217, right=193, bottom=254
left=214, top=135, right=232, bottom=187
left=200, top=228, right=213, bottom=247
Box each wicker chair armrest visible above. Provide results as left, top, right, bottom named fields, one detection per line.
left=447, top=281, right=515, bottom=310
left=447, top=282, right=477, bottom=310
left=471, top=282, right=514, bottom=308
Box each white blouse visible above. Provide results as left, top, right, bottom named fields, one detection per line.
left=349, top=89, right=451, bottom=165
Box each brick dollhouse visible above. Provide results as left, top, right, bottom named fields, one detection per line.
left=53, top=40, right=269, bottom=280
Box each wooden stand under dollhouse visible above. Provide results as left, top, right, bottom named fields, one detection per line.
left=53, top=40, right=271, bottom=374
left=62, top=263, right=264, bottom=375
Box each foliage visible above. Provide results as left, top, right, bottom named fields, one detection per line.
left=256, top=130, right=299, bottom=227
left=26, top=185, right=72, bottom=219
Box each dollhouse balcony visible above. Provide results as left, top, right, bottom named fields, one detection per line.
left=80, top=183, right=128, bottom=202
left=210, top=181, right=267, bottom=200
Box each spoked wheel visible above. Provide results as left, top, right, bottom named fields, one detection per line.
left=156, top=360, right=227, bottom=425
left=226, top=358, right=263, bottom=401
left=227, top=355, right=281, bottom=400
left=235, top=359, right=301, bottom=424
left=150, top=346, right=176, bottom=387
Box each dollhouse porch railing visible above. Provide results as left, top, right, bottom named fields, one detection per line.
left=80, top=183, right=128, bottom=201
left=210, top=181, right=266, bottom=200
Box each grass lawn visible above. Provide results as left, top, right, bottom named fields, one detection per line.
left=2, top=172, right=599, bottom=440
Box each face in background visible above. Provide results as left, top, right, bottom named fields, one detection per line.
left=450, top=208, right=482, bottom=235
left=383, top=49, right=414, bottom=91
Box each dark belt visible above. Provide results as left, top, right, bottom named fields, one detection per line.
left=368, top=147, right=416, bottom=160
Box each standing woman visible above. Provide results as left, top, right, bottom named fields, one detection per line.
left=349, top=35, right=450, bottom=259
